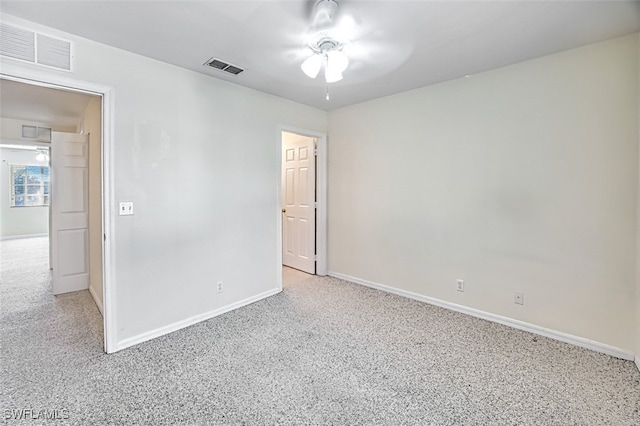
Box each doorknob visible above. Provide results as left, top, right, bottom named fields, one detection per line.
left=282, top=208, right=286, bottom=213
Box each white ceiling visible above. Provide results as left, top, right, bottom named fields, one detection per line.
left=0, top=79, right=96, bottom=129
left=0, top=1, right=639, bottom=111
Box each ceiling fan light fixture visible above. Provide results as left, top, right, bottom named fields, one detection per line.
left=324, top=64, right=343, bottom=83
left=301, top=0, right=352, bottom=87
left=324, top=50, right=348, bottom=83
left=35, top=150, right=49, bottom=162
left=301, top=54, right=323, bottom=78
left=326, top=49, right=348, bottom=73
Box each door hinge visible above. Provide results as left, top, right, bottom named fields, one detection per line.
left=314, top=202, right=318, bottom=209
left=314, top=254, right=317, bottom=261
left=313, top=148, right=318, bottom=156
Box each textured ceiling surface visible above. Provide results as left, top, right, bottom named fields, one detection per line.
left=0, top=79, right=95, bottom=130
left=1, top=1, right=639, bottom=111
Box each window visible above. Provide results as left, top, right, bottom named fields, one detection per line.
left=10, top=165, right=50, bottom=207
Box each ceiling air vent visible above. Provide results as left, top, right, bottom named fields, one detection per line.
left=204, top=57, right=244, bottom=75
left=0, top=23, right=72, bottom=71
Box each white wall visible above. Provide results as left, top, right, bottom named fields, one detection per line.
left=0, top=15, right=327, bottom=349
left=636, top=31, right=640, bottom=367
left=328, top=34, right=639, bottom=353
left=78, top=97, right=103, bottom=313
left=0, top=147, right=49, bottom=238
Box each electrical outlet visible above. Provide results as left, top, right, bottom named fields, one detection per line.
left=217, top=281, right=223, bottom=293
left=514, top=292, right=524, bottom=305
left=456, top=279, right=464, bottom=292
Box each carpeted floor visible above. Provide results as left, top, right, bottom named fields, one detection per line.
left=1, top=237, right=639, bottom=425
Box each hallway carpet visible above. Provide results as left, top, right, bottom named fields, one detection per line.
left=1, top=237, right=639, bottom=425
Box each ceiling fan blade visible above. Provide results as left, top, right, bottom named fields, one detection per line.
left=342, top=36, right=415, bottom=81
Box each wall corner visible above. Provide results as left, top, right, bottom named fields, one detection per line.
left=635, top=30, right=640, bottom=363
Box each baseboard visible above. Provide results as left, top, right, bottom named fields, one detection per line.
left=635, top=356, right=640, bottom=372
left=328, top=271, right=635, bottom=361
left=88, top=285, right=103, bottom=316
left=116, top=288, right=281, bottom=352
left=0, top=233, right=48, bottom=241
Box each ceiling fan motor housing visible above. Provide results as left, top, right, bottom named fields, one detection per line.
left=313, top=0, right=339, bottom=29
left=307, top=0, right=345, bottom=53
left=308, top=30, right=342, bottom=53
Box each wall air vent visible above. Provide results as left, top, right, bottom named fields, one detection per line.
left=0, top=24, right=35, bottom=62
left=37, top=126, right=52, bottom=142
left=0, top=23, right=72, bottom=71
left=204, top=57, right=244, bottom=75
left=37, top=33, right=71, bottom=70
left=22, top=125, right=52, bottom=142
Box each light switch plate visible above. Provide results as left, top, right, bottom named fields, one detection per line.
left=119, top=202, right=134, bottom=216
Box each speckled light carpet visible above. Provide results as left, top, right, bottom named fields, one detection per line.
left=1, top=237, right=640, bottom=425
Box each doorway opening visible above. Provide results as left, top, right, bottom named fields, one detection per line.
left=0, top=76, right=109, bottom=351
left=279, top=127, right=327, bottom=287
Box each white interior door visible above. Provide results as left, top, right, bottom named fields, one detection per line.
left=51, top=131, right=90, bottom=295
left=282, top=134, right=316, bottom=274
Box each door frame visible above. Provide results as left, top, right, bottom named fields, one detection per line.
left=1, top=63, right=117, bottom=353
left=277, top=125, right=327, bottom=287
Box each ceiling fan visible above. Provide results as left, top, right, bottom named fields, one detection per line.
left=238, top=0, right=415, bottom=101
left=300, top=0, right=354, bottom=84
